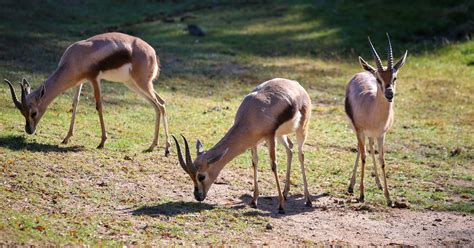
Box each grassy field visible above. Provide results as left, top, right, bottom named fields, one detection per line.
left=0, top=0, right=473, bottom=245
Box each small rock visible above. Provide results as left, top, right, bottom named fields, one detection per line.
left=265, top=223, right=273, bottom=230
left=434, top=218, right=442, bottom=222
left=450, top=147, right=462, bottom=157
left=97, top=181, right=107, bottom=187
left=393, top=200, right=410, bottom=209
left=124, top=155, right=133, bottom=161
left=187, top=24, right=205, bottom=36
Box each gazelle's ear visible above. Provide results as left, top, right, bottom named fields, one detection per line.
left=36, top=85, right=46, bottom=103
left=196, top=139, right=204, bottom=156
left=208, top=148, right=228, bottom=165
left=359, top=56, right=376, bottom=74
left=394, top=50, right=408, bottom=71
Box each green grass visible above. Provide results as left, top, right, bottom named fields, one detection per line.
left=0, top=0, right=473, bottom=245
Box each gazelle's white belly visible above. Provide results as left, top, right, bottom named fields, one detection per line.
left=98, top=63, right=133, bottom=83
left=275, top=111, right=301, bottom=136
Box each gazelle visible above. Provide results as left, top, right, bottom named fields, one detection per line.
left=4, top=32, right=171, bottom=154
left=173, top=78, right=312, bottom=213
left=345, top=34, right=407, bottom=206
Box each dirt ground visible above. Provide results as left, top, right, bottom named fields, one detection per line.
left=188, top=169, right=474, bottom=246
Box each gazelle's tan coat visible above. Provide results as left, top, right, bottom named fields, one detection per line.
left=5, top=32, right=170, bottom=153
left=345, top=34, right=407, bottom=206
left=174, top=78, right=312, bottom=213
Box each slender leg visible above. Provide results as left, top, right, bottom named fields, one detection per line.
left=369, top=137, right=383, bottom=190
left=348, top=150, right=360, bottom=194
left=250, top=146, right=259, bottom=208
left=155, top=92, right=171, bottom=156
left=145, top=99, right=162, bottom=153
left=278, top=135, right=293, bottom=200
left=377, top=135, right=392, bottom=207
left=62, top=84, right=83, bottom=144
left=91, top=80, right=107, bottom=149
left=296, top=129, right=312, bottom=207
left=357, top=132, right=366, bottom=202
left=267, top=137, right=285, bottom=214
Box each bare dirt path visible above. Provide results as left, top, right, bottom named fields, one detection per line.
left=197, top=169, right=474, bottom=246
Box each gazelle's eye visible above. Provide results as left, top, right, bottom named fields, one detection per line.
left=198, top=174, right=206, bottom=182
left=31, top=112, right=37, bottom=118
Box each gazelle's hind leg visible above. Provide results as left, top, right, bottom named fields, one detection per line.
left=267, top=136, right=285, bottom=214
left=153, top=90, right=171, bottom=156
left=91, top=79, right=107, bottom=149
left=348, top=150, right=360, bottom=194
left=278, top=135, right=293, bottom=200
left=368, top=137, right=383, bottom=190
left=296, top=127, right=312, bottom=207
left=62, top=83, right=83, bottom=144
left=133, top=81, right=170, bottom=155
left=250, top=146, right=259, bottom=208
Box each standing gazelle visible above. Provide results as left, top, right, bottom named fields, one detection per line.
left=345, top=34, right=407, bottom=206
left=173, top=78, right=312, bottom=213
left=4, top=32, right=171, bottom=154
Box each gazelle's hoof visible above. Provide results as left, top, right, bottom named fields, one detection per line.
left=377, top=185, right=383, bottom=190
left=347, top=186, right=354, bottom=194
left=387, top=200, right=393, bottom=208
left=305, top=199, right=312, bottom=207
left=358, top=195, right=365, bottom=202
left=97, top=144, right=105, bottom=149
left=165, top=148, right=170, bottom=157
left=278, top=207, right=285, bottom=214
left=249, top=201, right=258, bottom=209
left=61, top=138, right=69, bottom=145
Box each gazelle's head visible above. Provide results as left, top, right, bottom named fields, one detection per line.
left=173, top=135, right=228, bottom=202
left=359, top=33, right=407, bottom=102
left=4, top=78, right=46, bottom=134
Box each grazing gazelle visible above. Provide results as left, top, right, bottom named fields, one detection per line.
left=4, top=32, right=171, bottom=154
left=173, top=78, right=312, bottom=213
left=345, top=34, right=407, bottom=206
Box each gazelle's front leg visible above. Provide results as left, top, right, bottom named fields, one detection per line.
left=377, top=135, right=392, bottom=207
left=356, top=132, right=366, bottom=202
left=368, top=137, right=383, bottom=190
left=296, top=129, right=312, bottom=207
left=250, top=146, right=259, bottom=208
left=62, top=84, right=83, bottom=144
left=267, top=137, right=285, bottom=214
left=91, top=79, right=107, bottom=149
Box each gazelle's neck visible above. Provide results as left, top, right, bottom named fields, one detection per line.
left=207, top=123, right=257, bottom=174
left=36, top=65, right=79, bottom=111
left=375, top=84, right=394, bottom=120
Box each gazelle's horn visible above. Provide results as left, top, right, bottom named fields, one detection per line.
left=172, top=135, right=191, bottom=174
left=386, top=33, right=393, bottom=70
left=368, top=36, right=383, bottom=71
left=4, top=79, right=22, bottom=110
left=181, top=134, right=196, bottom=173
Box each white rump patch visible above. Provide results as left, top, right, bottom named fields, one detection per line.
left=98, top=63, right=133, bottom=83
left=275, top=111, right=301, bottom=136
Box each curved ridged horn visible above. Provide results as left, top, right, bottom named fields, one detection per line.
left=181, top=134, right=195, bottom=172
left=386, top=33, right=393, bottom=70
left=4, top=79, right=22, bottom=110
left=172, top=135, right=190, bottom=174
left=368, top=36, right=383, bottom=71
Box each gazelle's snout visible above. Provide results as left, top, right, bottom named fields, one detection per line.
left=194, top=187, right=206, bottom=201
left=385, top=88, right=394, bottom=102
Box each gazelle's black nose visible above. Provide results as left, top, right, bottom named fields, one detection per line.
left=385, top=89, right=394, bottom=101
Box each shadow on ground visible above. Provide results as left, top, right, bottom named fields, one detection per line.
left=130, top=201, right=215, bottom=217
left=232, top=192, right=328, bottom=218
left=0, top=135, right=83, bottom=153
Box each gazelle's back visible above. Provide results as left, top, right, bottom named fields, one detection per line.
left=235, top=78, right=310, bottom=138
